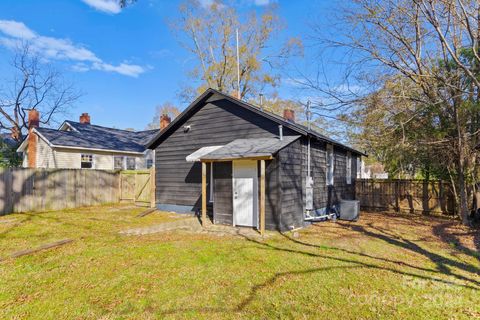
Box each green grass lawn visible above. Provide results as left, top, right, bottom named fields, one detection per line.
left=0, top=205, right=479, bottom=319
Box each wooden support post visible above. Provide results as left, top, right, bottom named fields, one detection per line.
left=260, top=159, right=265, bottom=236
left=202, top=161, right=207, bottom=226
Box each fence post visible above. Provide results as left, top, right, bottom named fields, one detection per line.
left=394, top=180, right=400, bottom=212
left=150, top=166, right=156, bottom=208
left=118, top=171, right=122, bottom=202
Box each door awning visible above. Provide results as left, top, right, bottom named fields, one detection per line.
left=187, top=136, right=301, bottom=162
left=186, top=146, right=223, bottom=162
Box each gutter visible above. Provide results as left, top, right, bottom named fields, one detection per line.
left=146, top=88, right=367, bottom=157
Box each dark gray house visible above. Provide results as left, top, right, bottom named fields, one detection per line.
left=148, top=88, right=365, bottom=232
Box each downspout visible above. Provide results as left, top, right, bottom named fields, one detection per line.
left=305, top=101, right=314, bottom=218
left=304, top=100, right=335, bottom=221
left=307, top=100, right=311, bottom=179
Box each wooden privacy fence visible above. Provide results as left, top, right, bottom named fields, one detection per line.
left=355, top=179, right=456, bottom=216
left=0, top=168, right=155, bottom=215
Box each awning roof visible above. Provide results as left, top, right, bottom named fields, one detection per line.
left=186, top=145, right=223, bottom=162
left=194, top=136, right=301, bottom=161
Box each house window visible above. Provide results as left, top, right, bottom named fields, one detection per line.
left=346, top=151, right=352, bottom=185
left=81, top=154, right=93, bottom=169
left=146, top=159, right=153, bottom=169
left=114, top=156, right=124, bottom=170
left=126, top=157, right=136, bottom=170
left=326, top=145, right=334, bottom=185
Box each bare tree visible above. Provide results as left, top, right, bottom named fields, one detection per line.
left=145, top=102, right=181, bottom=130
left=302, top=0, right=480, bottom=224
left=172, top=0, right=301, bottom=101
left=0, top=44, right=80, bottom=142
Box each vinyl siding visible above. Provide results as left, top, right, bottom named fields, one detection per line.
left=36, top=138, right=56, bottom=168
left=213, top=159, right=279, bottom=228
left=213, top=162, right=233, bottom=225
left=277, top=139, right=304, bottom=231
left=154, top=93, right=297, bottom=212
left=51, top=149, right=80, bottom=168
left=300, top=138, right=357, bottom=212
left=152, top=92, right=361, bottom=230
left=33, top=137, right=147, bottom=170
left=94, top=153, right=114, bottom=170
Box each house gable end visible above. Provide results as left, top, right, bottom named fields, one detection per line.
left=148, top=91, right=300, bottom=149
left=147, top=88, right=365, bottom=157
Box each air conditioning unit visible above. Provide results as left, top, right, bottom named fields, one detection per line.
left=339, top=200, right=360, bottom=221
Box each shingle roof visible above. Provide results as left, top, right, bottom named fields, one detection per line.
left=147, top=88, right=366, bottom=156
left=199, top=136, right=301, bottom=161
left=0, top=133, right=19, bottom=148
left=33, top=121, right=158, bottom=153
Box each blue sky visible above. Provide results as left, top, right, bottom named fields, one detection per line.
left=0, top=0, right=331, bottom=131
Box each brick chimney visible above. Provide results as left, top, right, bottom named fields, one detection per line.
left=27, top=109, right=40, bottom=168
left=283, top=109, right=295, bottom=123
left=79, top=113, right=91, bottom=124
left=160, top=114, right=171, bottom=130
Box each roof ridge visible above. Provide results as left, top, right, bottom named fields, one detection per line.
left=66, top=120, right=157, bottom=134
left=205, top=89, right=364, bottom=155
left=143, top=87, right=364, bottom=156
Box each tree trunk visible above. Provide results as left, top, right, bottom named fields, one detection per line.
left=473, top=183, right=480, bottom=218
left=454, top=101, right=471, bottom=226
left=457, top=165, right=471, bottom=225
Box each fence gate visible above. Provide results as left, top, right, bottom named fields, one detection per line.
left=119, top=169, right=155, bottom=207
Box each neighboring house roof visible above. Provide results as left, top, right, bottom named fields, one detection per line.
left=147, top=88, right=366, bottom=156
left=198, top=136, right=301, bottom=161
left=18, top=121, right=158, bottom=154
left=0, top=133, right=19, bottom=148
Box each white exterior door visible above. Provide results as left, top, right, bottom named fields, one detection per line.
left=233, top=160, right=258, bottom=227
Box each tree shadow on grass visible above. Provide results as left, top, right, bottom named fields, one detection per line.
left=158, top=265, right=365, bottom=317
left=157, top=223, right=479, bottom=317
left=280, top=221, right=480, bottom=288
left=432, top=221, right=480, bottom=262
left=0, top=207, right=128, bottom=241
left=0, top=214, right=33, bottom=238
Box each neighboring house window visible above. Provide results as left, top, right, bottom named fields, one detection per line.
left=346, top=151, right=352, bottom=185
left=146, top=159, right=153, bottom=169
left=81, top=154, right=93, bottom=169
left=326, top=144, right=334, bottom=185
left=114, top=156, right=124, bottom=170
left=126, top=157, right=136, bottom=170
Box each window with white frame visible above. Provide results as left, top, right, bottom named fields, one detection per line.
left=126, top=157, right=136, bottom=170
left=114, top=156, right=124, bottom=170
left=146, top=159, right=153, bottom=169
left=81, top=154, right=93, bottom=169
left=326, top=144, right=334, bottom=185
left=346, top=151, right=352, bottom=184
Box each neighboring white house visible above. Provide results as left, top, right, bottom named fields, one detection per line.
left=17, top=111, right=163, bottom=170
left=356, top=158, right=389, bottom=179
